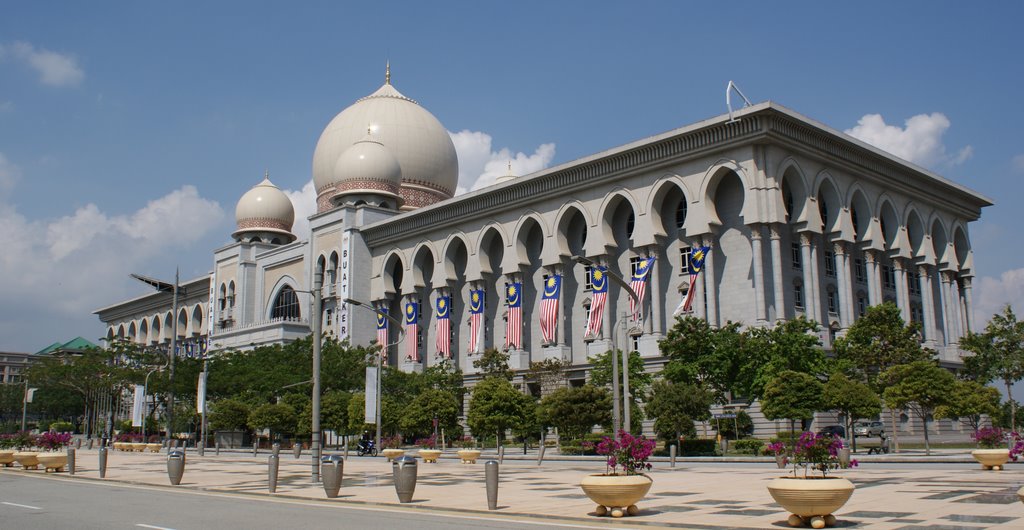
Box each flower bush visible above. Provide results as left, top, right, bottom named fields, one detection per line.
left=415, top=435, right=438, bottom=449
left=0, top=434, right=14, bottom=450
left=381, top=435, right=403, bottom=449
left=766, top=441, right=787, bottom=455
left=972, top=427, right=1006, bottom=449
left=593, top=430, right=655, bottom=476
left=10, top=431, right=37, bottom=451
left=38, top=431, right=72, bottom=452
left=453, top=435, right=476, bottom=449
left=781, top=431, right=857, bottom=478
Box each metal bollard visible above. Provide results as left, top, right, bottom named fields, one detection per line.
left=198, top=439, right=204, bottom=457
left=74, top=438, right=81, bottom=450
left=272, top=442, right=280, bottom=457
left=98, top=446, right=107, bottom=478
left=321, top=454, right=344, bottom=498
left=537, top=441, right=546, bottom=466
left=253, top=441, right=258, bottom=456
left=167, top=450, right=186, bottom=485
left=485, top=460, right=499, bottom=510
left=67, top=447, right=76, bottom=475
left=268, top=454, right=279, bottom=493
left=670, top=444, right=677, bottom=468
left=293, top=443, right=302, bottom=459
left=392, top=456, right=417, bottom=503
left=216, top=442, right=220, bottom=456
left=88, top=438, right=94, bottom=450
left=498, top=446, right=504, bottom=464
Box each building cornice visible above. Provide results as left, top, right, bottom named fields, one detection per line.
left=93, top=275, right=211, bottom=322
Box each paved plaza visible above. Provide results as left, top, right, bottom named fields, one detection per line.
left=5, top=448, right=1024, bottom=529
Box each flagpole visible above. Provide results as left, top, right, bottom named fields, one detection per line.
left=21, top=379, right=28, bottom=431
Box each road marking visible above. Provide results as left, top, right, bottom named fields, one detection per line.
left=136, top=525, right=176, bottom=530
left=2, top=502, right=41, bottom=510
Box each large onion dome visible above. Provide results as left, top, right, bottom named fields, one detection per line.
left=233, top=174, right=296, bottom=244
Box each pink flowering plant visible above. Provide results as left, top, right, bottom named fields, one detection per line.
left=1007, top=431, right=1024, bottom=460
left=38, top=431, right=72, bottom=452
left=593, top=430, right=655, bottom=476
left=787, top=431, right=856, bottom=478
left=415, top=435, right=438, bottom=449
left=972, top=427, right=1006, bottom=449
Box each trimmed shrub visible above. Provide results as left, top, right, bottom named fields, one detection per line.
left=732, top=438, right=765, bottom=455
left=679, top=438, right=717, bottom=456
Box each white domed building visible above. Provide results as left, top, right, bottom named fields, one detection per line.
left=96, top=68, right=991, bottom=438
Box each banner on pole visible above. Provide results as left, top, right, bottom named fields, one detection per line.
left=364, top=366, right=378, bottom=424
left=196, top=371, right=207, bottom=414
left=132, top=385, right=144, bottom=426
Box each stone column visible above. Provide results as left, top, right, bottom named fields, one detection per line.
left=865, top=250, right=881, bottom=306
left=750, top=226, right=767, bottom=324
left=937, top=272, right=953, bottom=346
left=808, top=233, right=822, bottom=323
left=962, top=276, right=974, bottom=334
left=834, top=242, right=853, bottom=328
left=647, top=246, right=663, bottom=335
left=800, top=233, right=816, bottom=317
left=947, top=273, right=963, bottom=344
left=702, top=235, right=718, bottom=327
left=919, top=265, right=938, bottom=347
left=893, top=259, right=910, bottom=323
left=769, top=225, right=786, bottom=322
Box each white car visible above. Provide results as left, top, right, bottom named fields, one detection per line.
left=853, top=421, right=884, bottom=437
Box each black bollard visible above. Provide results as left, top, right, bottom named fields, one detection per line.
left=88, top=438, right=94, bottom=450
left=392, top=456, right=417, bottom=503
left=167, top=450, right=185, bottom=485
left=67, top=447, right=76, bottom=475
left=272, top=442, right=280, bottom=457
left=293, top=443, right=302, bottom=459
left=98, top=446, right=107, bottom=478
left=321, top=454, right=344, bottom=498
left=485, top=460, right=499, bottom=510
left=268, top=454, right=279, bottom=493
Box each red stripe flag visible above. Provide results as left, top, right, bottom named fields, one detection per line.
left=505, top=282, right=522, bottom=350
left=585, top=266, right=608, bottom=338
left=468, top=289, right=484, bottom=354
left=435, top=295, right=451, bottom=358
left=404, top=301, right=419, bottom=362
left=376, top=308, right=388, bottom=363
left=539, top=274, right=561, bottom=344
left=629, top=256, right=655, bottom=320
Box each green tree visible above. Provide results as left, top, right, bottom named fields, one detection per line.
left=472, top=348, right=514, bottom=381
left=659, top=317, right=744, bottom=402
left=821, top=372, right=882, bottom=450
left=466, top=377, right=535, bottom=444
left=208, top=398, right=251, bottom=431
left=526, top=358, right=570, bottom=397
left=537, top=385, right=613, bottom=441
left=934, top=380, right=1000, bottom=435
left=399, top=388, right=461, bottom=439
left=740, top=317, right=827, bottom=400
left=880, top=361, right=956, bottom=455
left=761, top=371, right=823, bottom=435
left=646, top=380, right=714, bottom=445
left=297, top=391, right=351, bottom=438
left=717, top=410, right=755, bottom=440
left=832, top=302, right=934, bottom=450
left=961, top=305, right=1024, bottom=429
left=588, top=349, right=652, bottom=433
left=248, top=403, right=297, bottom=442
left=347, top=393, right=375, bottom=434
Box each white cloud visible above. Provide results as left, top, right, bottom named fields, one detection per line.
left=844, top=112, right=972, bottom=169
left=0, top=41, right=84, bottom=87
left=973, top=268, right=1024, bottom=327
left=0, top=185, right=225, bottom=322
left=1012, top=154, right=1024, bottom=174
left=449, top=130, right=556, bottom=194
left=283, top=179, right=316, bottom=237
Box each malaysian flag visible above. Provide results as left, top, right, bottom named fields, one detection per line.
left=585, top=266, right=608, bottom=339
left=505, top=282, right=522, bottom=350
left=405, top=300, right=419, bottom=362
left=539, top=274, right=561, bottom=344
left=675, top=245, right=712, bottom=316
left=468, top=289, right=484, bottom=354
left=376, top=308, right=389, bottom=361
left=630, top=256, right=656, bottom=320
left=435, top=294, right=451, bottom=358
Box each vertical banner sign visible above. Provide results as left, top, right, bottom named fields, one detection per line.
left=338, top=231, right=352, bottom=341
left=132, top=385, right=145, bottom=427
left=196, top=371, right=207, bottom=414
left=364, top=366, right=378, bottom=424
left=207, top=272, right=216, bottom=346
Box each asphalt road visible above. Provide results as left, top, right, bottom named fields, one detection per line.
left=0, top=473, right=595, bottom=530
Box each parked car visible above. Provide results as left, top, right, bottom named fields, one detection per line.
left=817, top=425, right=846, bottom=438
left=853, top=421, right=885, bottom=438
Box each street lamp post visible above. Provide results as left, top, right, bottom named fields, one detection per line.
left=571, top=256, right=640, bottom=439
left=130, top=270, right=183, bottom=447
left=142, top=367, right=160, bottom=441
left=311, top=268, right=323, bottom=483
left=344, top=298, right=405, bottom=453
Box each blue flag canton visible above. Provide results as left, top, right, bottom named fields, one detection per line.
left=506, top=282, right=522, bottom=308
left=376, top=308, right=389, bottom=330
left=688, top=246, right=711, bottom=274
left=631, top=256, right=656, bottom=282
left=591, top=266, right=609, bottom=293
left=469, top=289, right=485, bottom=314
left=405, top=301, right=419, bottom=325
left=436, top=295, right=450, bottom=319
left=542, top=275, right=561, bottom=300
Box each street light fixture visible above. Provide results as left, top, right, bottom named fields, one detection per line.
left=571, top=255, right=640, bottom=439
left=130, top=270, right=183, bottom=448
left=344, top=298, right=405, bottom=454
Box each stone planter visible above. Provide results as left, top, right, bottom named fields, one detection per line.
left=132, top=442, right=146, bottom=452
left=579, top=473, right=653, bottom=518
left=14, top=452, right=40, bottom=470
left=147, top=443, right=162, bottom=453
left=767, top=476, right=855, bottom=528
left=0, top=450, right=15, bottom=467
left=457, top=449, right=482, bottom=464
left=1017, top=485, right=1024, bottom=504
left=418, top=449, right=442, bottom=463
left=382, top=449, right=405, bottom=462
left=971, top=449, right=1010, bottom=470
left=37, top=453, right=67, bottom=473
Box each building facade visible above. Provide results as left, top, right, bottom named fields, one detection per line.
left=95, top=72, right=991, bottom=434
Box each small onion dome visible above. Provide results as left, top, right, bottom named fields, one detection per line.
left=232, top=175, right=296, bottom=244
left=330, top=134, right=403, bottom=207
left=495, top=160, right=516, bottom=185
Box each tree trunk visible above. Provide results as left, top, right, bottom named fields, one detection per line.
left=922, top=410, right=931, bottom=456
left=889, top=407, right=900, bottom=453
left=1006, top=379, right=1016, bottom=431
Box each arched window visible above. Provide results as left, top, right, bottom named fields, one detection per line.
left=675, top=198, right=687, bottom=229
left=271, top=286, right=301, bottom=320
left=227, top=281, right=236, bottom=308
left=219, top=284, right=227, bottom=311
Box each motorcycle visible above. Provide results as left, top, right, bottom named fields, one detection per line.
left=357, top=438, right=377, bottom=457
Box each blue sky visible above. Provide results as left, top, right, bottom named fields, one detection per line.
left=1, top=1, right=1022, bottom=352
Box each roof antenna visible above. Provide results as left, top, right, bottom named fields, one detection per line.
left=726, top=81, right=753, bottom=124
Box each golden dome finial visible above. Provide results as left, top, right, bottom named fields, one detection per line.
left=385, top=60, right=391, bottom=85
left=264, top=169, right=269, bottom=181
